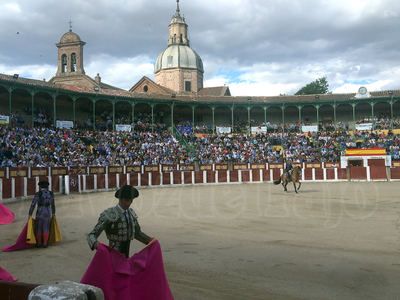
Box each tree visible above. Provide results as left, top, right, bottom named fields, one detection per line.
left=295, top=77, right=329, bottom=95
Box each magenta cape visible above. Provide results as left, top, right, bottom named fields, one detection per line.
left=0, top=203, right=15, bottom=225
left=2, top=222, right=34, bottom=252
left=81, top=241, right=174, bottom=300
left=0, top=266, right=17, bottom=282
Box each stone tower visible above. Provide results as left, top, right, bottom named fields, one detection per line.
left=55, top=27, right=86, bottom=77
left=154, top=0, right=204, bottom=94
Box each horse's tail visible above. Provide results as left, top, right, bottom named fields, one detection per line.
left=273, top=177, right=282, bottom=185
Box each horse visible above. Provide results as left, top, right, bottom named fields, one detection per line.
left=273, top=166, right=302, bottom=193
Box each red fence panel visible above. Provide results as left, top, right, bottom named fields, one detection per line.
left=315, top=169, right=324, bottom=180
left=173, top=172, right=182, bottom=184
left=194, top=171, right=203, bottom=184
left=230, top=170, right=238, bottom=182
left=152, top=172, right=161, bottom=186
left=304, top=169, right=312, bottom=180
left=370, top=166, right=387, bottom=180
left=184, top=172, right=192, bottom=184
left=86, top=175, right=95, bottom=190
left=391, top=168, right=400, bottom=179
left=326, top=169, right=335, bottom=180
left=218, top=170, right=227, bottom=183
left=2, top=178, right=11, bottom=199
left=130, top=173, right=139, bottom=186
left=97, top=175, right=106, bottom=189
left=52, top=176, right=61, bottom=193
left=15, top=177, right=25, bottom=198
left=252, top=169, right=261, bottom=182
left=162, top=173, right=171, bottom=185
left=350, top=167, right=367, bottom=180
left=206, top=171, right=215, bottom=183
left=241, top=170, right=250, bottom=182
left=108, top=174, right=117, bottom=189
left=140, top=173, right=149, bottom=186
left=26, top=178, right=36, bottom=196
left=338, top=168, right=347, bottom=180
left=272, top=169, right=281, bottom=181
left=263, top=169, right=270, bottom=182
left=368, top=159, right=385, bottom=167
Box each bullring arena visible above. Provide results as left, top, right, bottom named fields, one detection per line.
left=1, top=178, right=400, bottom=299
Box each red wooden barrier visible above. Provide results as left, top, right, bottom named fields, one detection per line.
left=183, top=172, right=192, bottom=184
left=272, top=169, right=281, bottom=181
left=350, top=167, right=367, bottom=180
left=194, top=171, right=203, bottom=184
left=162, top=173, right=171, bottom=185
left=52, top=176, right=60, bottom=193
left=206, top=171, right=215, bottom=183
left=241, top=170, right=250, bottom=182
left=173, top=171, right=181, bottom=184
left=304, top=169, right=312, bottom=180
left=130, top=173, right=139, bottom=186
left=337, top=168, right=347, bottom=180
left=97, top=175, right=106, bottom=189
left=368, top=159, right=385, bottom=167
left=263, top=169, right=270, bottom=181
left=27, top=178, right=36, bottom=196
left=86, top=175, right=95, bottom=190
left=230, top=170, right=239, bottom=182
left=2, top=178, right=11, bottom=199
left=315, top=169, right=324, bottom=180
left=326, top=169, right=335, bottom=180
left=108, top=174, right=117, bottom=188
left=152, top=172, right=161, bottom=186
left=370, top=166, right=387, bottom=180
left=218, top=170, right=227, bottom=183
left=140, top=173, right=149, bottom=186
left=252, top=169, right=261, bottom=182
left=15, top=177, right=25, bottom=198
left=390, top=168, right=400, bottom=179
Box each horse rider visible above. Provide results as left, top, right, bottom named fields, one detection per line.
left=284, top=159, right=293, bottom=181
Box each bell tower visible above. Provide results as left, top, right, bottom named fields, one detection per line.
left=55, top=24, right=86, bottom=77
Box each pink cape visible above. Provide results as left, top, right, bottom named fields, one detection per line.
left=0, top=266, right=17, bottom=282
left=2, top=222, right=34, bottom=252
left=81, top=240, right=174, bottom=300
left=0, top=203, right=15, bottom=225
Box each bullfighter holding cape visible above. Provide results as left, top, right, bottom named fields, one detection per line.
left=82, top=185, right=174, bottom=299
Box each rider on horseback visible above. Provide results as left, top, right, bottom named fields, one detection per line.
left=284, top=159, right=293, bottom=181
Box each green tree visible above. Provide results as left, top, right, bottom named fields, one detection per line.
left=295, top=77, right=329, bottom=95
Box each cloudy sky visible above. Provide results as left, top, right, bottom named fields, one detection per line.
left=0, top=0, right=400, bottom=96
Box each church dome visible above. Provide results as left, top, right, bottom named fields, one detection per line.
left=155, top=45, right=204, bottom=73
left=59, top=31, right=82, bottom=44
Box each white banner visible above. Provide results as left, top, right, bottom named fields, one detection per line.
left=301, top=125, right=318, bottom=132
left=116, top=124, right=132, bottom=132
left=56, top=120, right=73, bottom=129
left=355, top=123, right=373, bottom=131
left=251, top=126, right=267, bottom=134
left=0, top=115, right=10, bottom=125
left=216, top=126, right=231, bottom=134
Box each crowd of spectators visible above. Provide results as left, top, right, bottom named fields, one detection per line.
left=1, top=124, right=400, bottom=167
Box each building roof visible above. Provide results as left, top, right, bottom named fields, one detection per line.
left=155, top=45, right=203, bottom=73
left=59, top=30, right=84, bottom=45
left=198, top=86, right=231, bottom=97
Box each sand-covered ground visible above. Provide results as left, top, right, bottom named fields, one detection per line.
left=1, top=182, right=400, bottom=299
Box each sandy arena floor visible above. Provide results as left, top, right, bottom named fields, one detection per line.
left=1, top=182, right=400, bottom=300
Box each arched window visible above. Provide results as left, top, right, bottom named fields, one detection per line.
left=143, top=85, right=149, bottom=93
left=71, top=53, right=77, bottom=72
left=180, top=34, right=183, bottom=43
left=61, top=54, right=67, bottom=73
left=173, top=34, right=176, bottom=43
